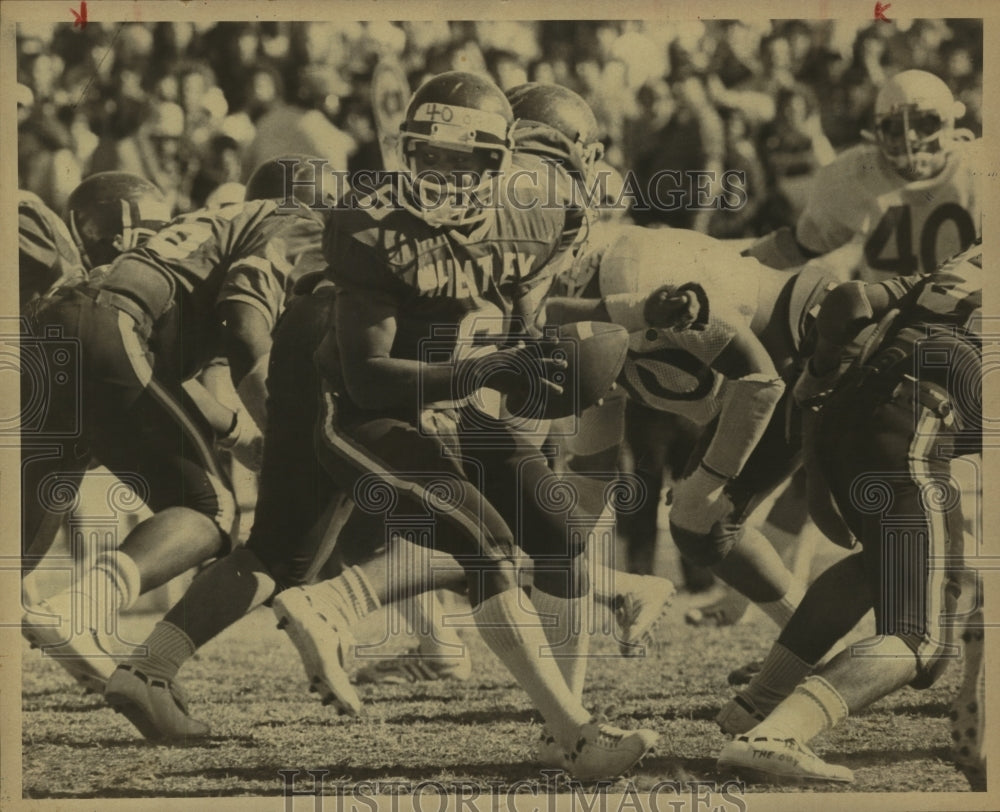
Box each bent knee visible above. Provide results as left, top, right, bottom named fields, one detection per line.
left=670, top=520, right=740, bottom=567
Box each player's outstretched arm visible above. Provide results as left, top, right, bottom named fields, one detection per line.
left=541, top=296, right=611, bottom=326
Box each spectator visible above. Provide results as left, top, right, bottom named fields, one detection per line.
left=709, top=108, right=767, bottom=239
left=757, top=86, right=834, bottom=230
left=243, top=65, right=355, bottom=180
left=630, top=75, right=724, bottom=232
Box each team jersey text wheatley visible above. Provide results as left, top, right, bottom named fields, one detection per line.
left=316, top=154, right=567, bottom=411
left=99, top=198, right=324, bottom=379
left=796, top=139, right=981, bottom=283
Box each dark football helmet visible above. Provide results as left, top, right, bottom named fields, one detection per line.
left=397, top=71, right=514, bottom=226
left=65, top=172, right=171, bottom=268
left=245, top=154, right=333, bottom=208
left=506, top=82, right=604, bottom=183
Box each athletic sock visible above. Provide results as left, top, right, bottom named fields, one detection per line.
left=403, top=591, right=465, bottom=658
left=474, top=588, right=591, bottom=748
left=742, top=642, right=816, bottom=715
left=756, top=579, right=805, bottom=629
left=128, top=621, right=196, bottom=681
left=308, top=565, right=381, bottom=630
left=92, top=550, right=142, bottom=612
left=753, top=675, right=849, bottom=743
left=531, top=587, right=591, bottom=699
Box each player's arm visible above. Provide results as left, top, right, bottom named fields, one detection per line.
left=335, top=287, right=566, bottom=411
left=217, top=299, right=272, bottom=429
left=539, top=297, right=610, bottom=326
left=668, top=321, right=786, bottom=534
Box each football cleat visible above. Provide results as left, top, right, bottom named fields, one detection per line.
left=950, top=607, right=986, bottom=790
left=566, top=717, right=659, bottom=781
left=104, top=664, right=210, bottom=742
left=354, top=645, right=472, bottom=685
left=727, top=658, right=764, bottom=686
left=716, top=693, right=766, bottom=735
left=718, top=734, right=854, bottom=783
left=22, top=592, right=118, bottom=693
left=272, top=586, right=362, bottom=716
left=535, top=727, right=569, bottom=769
left=615, top=575, right=676, bottom=657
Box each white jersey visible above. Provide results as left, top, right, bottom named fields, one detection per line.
left=565, top=225, right=769, bottom=424
left=796, top=139, right=982, bottom=283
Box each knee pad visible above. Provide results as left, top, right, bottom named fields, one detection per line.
left=670, top=520, right=741, bottom=567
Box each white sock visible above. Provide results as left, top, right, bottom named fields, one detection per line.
left=92, top=550, right=142, bottom=612
left=474, top=589, right=591, bottom=748
left=755, top=675, right=849, bottom=743
left=308, top=565, right=381, bottom=631
left=532, top=587, right=591, bottom=700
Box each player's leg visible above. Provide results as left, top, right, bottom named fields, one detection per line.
left=295, top=401, right=657, bottom=776
left=720, top=391, right=966, bottom=782
left=102, top=290, right=347, bottom=738
left=671, top=409, right=807, bottom=632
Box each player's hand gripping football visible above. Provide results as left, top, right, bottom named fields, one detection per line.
left=474, top=335, right=568, bottom=415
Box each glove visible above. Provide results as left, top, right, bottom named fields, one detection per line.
left=217, top=409, right=264, bottom=473
left=669, top=464, right=733, bottom=535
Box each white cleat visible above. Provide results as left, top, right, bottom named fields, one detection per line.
left=718, top=734, right=854, bottom=783
left=950, top=607, right=986, bottom=790
left=21, top=592, right=117, bottom=694
left=615, top=576, right=676, bottom=657
left=105, top=664, right=210, bottom=742
left=535, top=727, right=568, bottom=770
left=272, top=587, right=362, bottom=716
left=566, top=718, right=659, bottom=781
left=354, top=646, right=472, bottom=685
left=716, top=693, right=766, bottom=735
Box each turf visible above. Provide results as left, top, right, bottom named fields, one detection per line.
left=21, top=592, right=974, bottom=800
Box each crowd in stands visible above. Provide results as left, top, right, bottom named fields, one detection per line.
left=18, top=18, right=982, bottom=238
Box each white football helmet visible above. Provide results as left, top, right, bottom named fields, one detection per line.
left=872, top=69, right=966, bottom=181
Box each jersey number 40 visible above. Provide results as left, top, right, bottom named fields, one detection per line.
left=864, top=203, right=977, bottom=275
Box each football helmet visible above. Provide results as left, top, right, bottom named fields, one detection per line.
left=506, top=83, right=604, bottom=184
left=872, top=69, right=966, bottom=181
left=398, top=71, right=514, bottom=227
left=245, top=154, right=333, bottom=208
left=507, top=83, right=606, bottom=252
left=66, top=172, right=171, bottom=268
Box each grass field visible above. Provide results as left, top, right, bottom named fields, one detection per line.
left=21, top=588, right=977, bottom=802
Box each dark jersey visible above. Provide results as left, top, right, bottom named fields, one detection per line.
left=98, top=199, right=324, bottom=376
left=19, top=190, right=85, bottom=308
left=319, top=154, right=566, bottom=376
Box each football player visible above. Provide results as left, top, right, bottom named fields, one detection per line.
left=717, top=241, right=982, bottom=783
left=506, top=84, right=819, bottom=645
left=20, top=171, right=324, bottom=694
left=285, top=71, right=657, bottom=780
left=796, top=70, right=981, bottom=283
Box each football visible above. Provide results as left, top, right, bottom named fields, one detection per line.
left=508, top=321, right=630, bottom=420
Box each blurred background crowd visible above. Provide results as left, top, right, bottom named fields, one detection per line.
left=17, top=18, right=982, bottom=238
